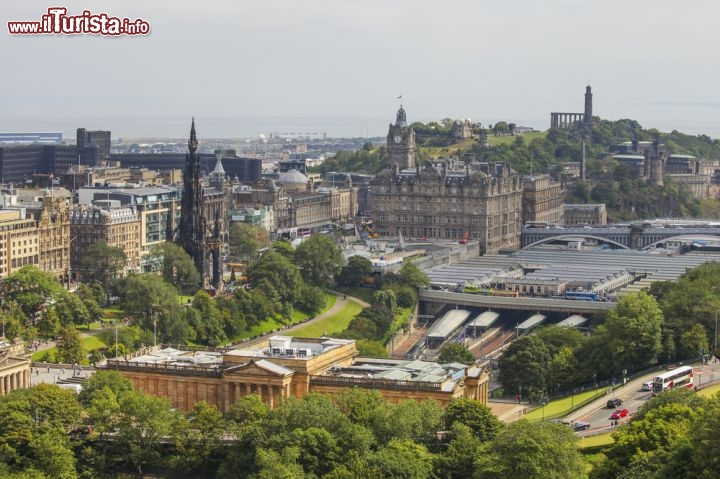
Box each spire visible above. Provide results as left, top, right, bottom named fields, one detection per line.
left=212, top=153, right=226, bottom=175
left=188, top=117, right=198, bottom=152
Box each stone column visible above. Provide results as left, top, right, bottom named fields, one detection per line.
left=26, top=370, right=31, bottom=388
left=234, top=383, right=240, bottom=404
left=0, top=375, right=5, bottom=395
left=224, top=383, right=231, bottom=412
left=267, top=385, right=274, bottom=409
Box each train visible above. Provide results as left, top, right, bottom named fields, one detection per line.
left=462, top=286, right=519, bottom=298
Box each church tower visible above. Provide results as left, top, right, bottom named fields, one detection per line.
left=178, top=118, right=207, bottom=287
left=387, top=106, right=416, bottom=170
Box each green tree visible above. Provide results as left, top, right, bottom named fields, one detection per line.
left=680, top=323, right=709, bottom=359
left=78, top=240, right=127, bottom=291
left=75, top=284, right=102, bottom=326
left=338, top=256, right=373, bottom=287
left=148, top=242, right=201, bottom=294
left=2, top=265, right=64, bottom=319
left=498, top=335, right=551, bottom=399
left=295, top=283, right=326, bottom=316
left=443, top=398, right=502, bottom=442
left=438, top=343, right=475, bottom=365
left=434, top=423, right=488, bottom=479
left=603, top=291, right=664, bottom=374
left=248, top=251, right=301, bottom=305
left=482, top=420, right=585, bottom=479
left=56, top=326, right=86, bottom=364
left=172, top=401, right=227, bottom=477
left=36, top=307, right=60, bottom=340
left=229, top=223, right=270, bottom=260
left=397, top=262, right=430, bottom=289
left=121, top=274, right=182, bottom=343
left=591, top=395, right=701, bottom=479
left=115, top=390, right=179, bottom=477
left=79, top=370, right=134, bottom=407
left=294, top=234, right=344, bottom=288
left=367, top=438, right=434, bottom=479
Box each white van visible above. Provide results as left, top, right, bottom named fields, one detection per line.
left=641, top=381, right=653, bottom=392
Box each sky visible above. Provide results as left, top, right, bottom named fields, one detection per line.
left=3, top=0, right=720, bottom=139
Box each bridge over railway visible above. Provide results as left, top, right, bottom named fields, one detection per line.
left=521, top=223, right=720, bottom=250
left=419, top=289, right=614, bottom=316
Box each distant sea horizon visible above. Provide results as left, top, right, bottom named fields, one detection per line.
left=2, top=103, right=720, bottom=141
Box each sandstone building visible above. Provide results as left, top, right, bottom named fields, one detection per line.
left=371, top=107, right=523, bottom=254
left=105, top=336, right=489, bottom=411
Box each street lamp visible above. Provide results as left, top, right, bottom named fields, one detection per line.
left=593, top=373, right=597, bottom=396
left=714, top=309, right=720, bottom=360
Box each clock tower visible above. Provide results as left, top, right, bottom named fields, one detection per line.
left=387, top=105, right=416, bottom=170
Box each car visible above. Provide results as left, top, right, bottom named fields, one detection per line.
left=607, top=398, right=623, bottom=408
left=548, top=418, right=570, bottom=426
left=573, top=421, right=591, bottom=431
left=610, top=408, right=629, bottom=420
left=641, top=381, right=653, bottom=392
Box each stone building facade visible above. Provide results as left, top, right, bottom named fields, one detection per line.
left=563, top=203, right=607, bottom=226
left=105, top=336, right=489, bottom=411
left=0, top=341, right=31, bottom=396
left=521, top=174, right=564, bottom=225
left=0, top=209, right=39, bottom=278
left=371, top=107, right=523, bottom=254
left=70, top=203, right=142, bottom=277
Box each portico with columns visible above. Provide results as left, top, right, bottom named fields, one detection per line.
left=0, top=342, right=32, bottom=396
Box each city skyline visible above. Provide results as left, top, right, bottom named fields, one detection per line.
left=3, top=1, right=720, bottom=138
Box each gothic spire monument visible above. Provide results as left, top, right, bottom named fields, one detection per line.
left=178, top=119, right=226, bottom=289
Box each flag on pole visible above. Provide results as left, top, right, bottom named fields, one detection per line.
left=397, top=95, right=402, bottom=100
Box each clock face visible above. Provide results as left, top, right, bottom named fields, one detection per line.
left=394, top=135, right=402, bottom=144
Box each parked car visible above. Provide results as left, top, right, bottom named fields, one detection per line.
left=548, top=418, right=570, bottom=426
left=607, top=398, right=623, bottom=408
left=573, top=421, right=591, bottom=431
left=641, top=381, right=653, bottom=391
left=610, top=408, right=629, bottom=420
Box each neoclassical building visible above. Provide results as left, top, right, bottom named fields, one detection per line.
left=0, top=341, right=31, bottom=396
left=371, top=107, right=523, bottom=254
left=104, top=336, right=489, bottom=411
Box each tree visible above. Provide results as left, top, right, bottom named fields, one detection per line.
left=294, top=234, right=344, bottom=288
left=36, top=307, right=60, bottom=340
left=397, top=262, right=430, bottom=289
left=603, top=291, right=664, bottom=374
left=438, top=343, right=475, bottom=365
left=228, top=223, right=270, bottom=260
left=56, top=326, right=86, bottom=364
left=482, top=420, right=585, bottom=479
left=78, top=240, right=127, bottom=291
left=115, top=390, right=178, bottom=477
left=172, top=401, right=227, bottom=477
left=147, top=242, right=201, bottom=294
left=680, top=323, right=709, bottom=359
left=2, top=265, right=64, bottom=319
left=498, top=335, right=551, bottom=399
left=367, top=438, right=434, bottom=479
left=248, top=251, right=301, bottom=305
left=443, top=398, right=502, bottom=442
left=295, top=283, right=326, bottom=316
left=338, top=256, right=373, bottom=287
left=121, top=274, right=182, bottom=343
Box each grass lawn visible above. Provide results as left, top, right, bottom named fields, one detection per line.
left=698, top=382, right=720, bottom=397
left=289, top=301, right=363, bottom=338
left=290, top=294, right=337, bottom=323
left=32, top=335, right=108, bottom=362
left=338, top=287, right=374, bottom=304
left=230, top=293, right=340, bottom=341
left=578, top=432, right=615, bottom=450
left=523, top=387, right=610, bottom=421
left=487, top=130, right=546, bottom=146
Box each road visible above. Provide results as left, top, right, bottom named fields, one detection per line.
left=567, top=361, right=720, bottom=437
